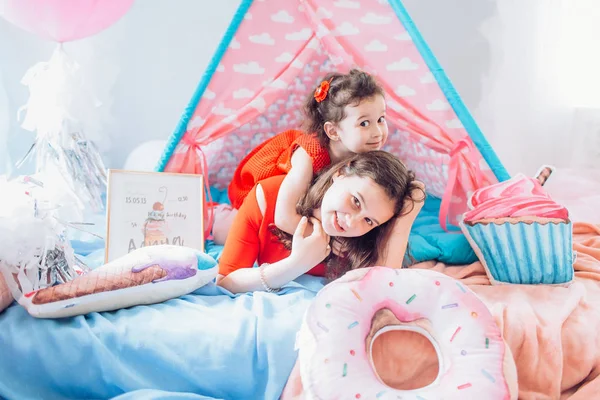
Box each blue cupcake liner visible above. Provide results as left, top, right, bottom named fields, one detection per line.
left=460, top=219, right=574, bottom=285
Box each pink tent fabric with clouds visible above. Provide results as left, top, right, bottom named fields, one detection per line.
left=156, top=0, right=510, bottom=232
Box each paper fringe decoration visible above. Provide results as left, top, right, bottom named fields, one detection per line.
left=16, top=44, right=108, bottom=213
left=0, top=176, right=90, bottom=301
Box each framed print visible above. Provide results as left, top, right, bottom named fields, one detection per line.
left=105, top=170, right=204, bottom=263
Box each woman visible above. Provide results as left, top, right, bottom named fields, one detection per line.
left=217, top=150, right=425, bottom=294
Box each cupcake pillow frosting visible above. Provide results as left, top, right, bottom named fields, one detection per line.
left=464, top=174, right=569, bottom=222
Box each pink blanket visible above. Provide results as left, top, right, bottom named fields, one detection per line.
left=411, top=222, right=600, bottom=399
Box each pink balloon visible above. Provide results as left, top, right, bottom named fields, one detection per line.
left=0, top=0, right=135, bottom=43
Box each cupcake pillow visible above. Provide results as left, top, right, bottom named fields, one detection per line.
left=460, top=173, right=574, bottom=285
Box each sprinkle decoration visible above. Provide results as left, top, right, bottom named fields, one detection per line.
left=471, top=311, right=478, bottom=318
left=376, top=390, right=386, bottom=398
left=485, top=337, right=489, bottom=348
left=350, top=350, right=355, bottom=356
left=435, top=280, right=440, bottom=286
left=23, top=176, right=44, bottom=187
left=355, top=394, right=361, bottom=399
left=450, top=326, right=462, bottom=342
left=458, top=383, right=472, bottom=390
left=481, top=369, right=496, bottom=383
left=406, top=294, right=416, bottom=304
left=456, top=282, right=467, bottom=293
left=442, top=303, right=458, bottom=309
left=325, top=303, right=331, bottom=309
left=317, top=322, right=329, bottom=332
left=389, top=282, right=394, bottom=287
left=342, top=363, right=348, bottom=377
left=348, top=321, right=359, bottom=329
left=350, top=288, right=362, bottom=302
left=461, top=350, right=467, bottom=356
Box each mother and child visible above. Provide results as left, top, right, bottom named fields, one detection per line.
left=214, top=68, right=426, bottom=293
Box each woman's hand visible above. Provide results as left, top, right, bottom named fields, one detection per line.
left=290, top=216, right=331, bottom=270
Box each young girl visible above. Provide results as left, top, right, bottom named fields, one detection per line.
left=218, top=151, right=422, bottom=294
left=224, top=69, right=389, bottom=244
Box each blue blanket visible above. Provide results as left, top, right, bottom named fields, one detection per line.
left=408, top=196, right=476, bottom=265
left=0, top=276, right=325, bottom=400
left=0, top=188, right=475, bottom=400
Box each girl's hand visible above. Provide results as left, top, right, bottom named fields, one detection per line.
left=290, top=216, right=331, bottom=270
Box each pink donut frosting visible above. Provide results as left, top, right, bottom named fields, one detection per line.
left=464, top=173, right=568, bottom=221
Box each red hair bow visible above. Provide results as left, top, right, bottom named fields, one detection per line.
left=314, top=78, right=333, bottom=102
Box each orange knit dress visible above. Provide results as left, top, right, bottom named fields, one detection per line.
left=227, top=129, right=331, bottom=209
left=219, top=174, right=326, bottom=278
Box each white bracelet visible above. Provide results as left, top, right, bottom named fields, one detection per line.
left=259, top=263, right=279, bottom=293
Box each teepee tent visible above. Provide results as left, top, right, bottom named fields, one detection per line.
left=155, top=0, right=510, bottom=231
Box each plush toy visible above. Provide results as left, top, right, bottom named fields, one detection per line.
left=7, top=245, right=218, bottom=319
left=294, top=267, right=518, bottom=399
left=460, top=172, right=573, bottom=285
left=0, top=176, right=217, bottom=319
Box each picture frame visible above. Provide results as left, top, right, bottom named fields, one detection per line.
left=104, top=169, right=205, bottom=263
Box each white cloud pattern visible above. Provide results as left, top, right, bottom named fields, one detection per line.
left=360, top=13, right=393, bottom=25
left=395, top=85, right=416, bottom=97
left=250, top=97, right=267, bottom=112
left=233, top=88, right=254, bottom=99
left=386, top=57, right=419, bottom=71
left=445, top=119, right=464, bottom=129
left=365, top=39, right=387, bottom=52
left=426, top=99, right=450, bottom=111
left=420, top=72, right=436, bottom=83
left=285, top=28, right=312, bottom=41
left=316, top=7, right=333, bottom=19
left=213, top=104, right=235, bottom=116
left=271, top=10, right=294, bottom=24
left=333, top=0, right=360, bottom=9
left=275, top=52, right=294, bottom=63
left=269, top=78, right=288, bottom=89
left=188, top=116, right=205, bottom=129
left=203, top=89, right=216, bottom=99
left=394, top=32, right=411, bottom=41
left=233, top=61, right=265, bottom=74
left=335, top=22, right=360, bottom=36
left=249, top=33, right=275, bottom=45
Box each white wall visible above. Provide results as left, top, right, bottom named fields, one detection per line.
left=404, top=0, right=600, bottom=174
left=1, top=0, right=599, bottom=177
left=0, top=0, right=241, bottom=174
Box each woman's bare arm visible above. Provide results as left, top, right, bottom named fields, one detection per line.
left=376, top=182, right=425, bottom=268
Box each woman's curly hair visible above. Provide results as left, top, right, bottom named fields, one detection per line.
left=270, top=150, right=425, bottom=280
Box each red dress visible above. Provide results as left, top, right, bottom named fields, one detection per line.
left=227, top=129, right=331, bottom=209
left=219, top=175, right=326, bottom=278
